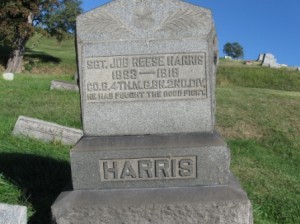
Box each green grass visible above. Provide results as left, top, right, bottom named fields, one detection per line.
left=218, top=60, right=300, bottom=92
left=0, top=37, right=300, bottom=223
left=0, top=73, right=80, bottom=223
left=216, top=86, right=300, bottom=224
left=0, top=33, right=77, bottom=74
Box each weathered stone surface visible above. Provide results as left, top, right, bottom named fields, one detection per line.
left=50, top=80, right=79, bottom=92
left=0, top=203, right=27, bottom=224
left=13, top=116, right=83, bottom=145
left=2, top=73, right=14, bottom=81
left=52, top=175, right=253, bottom=224
left=77, top=0, right=218, bottom=136
left=71, top=132, right=230, bottom=189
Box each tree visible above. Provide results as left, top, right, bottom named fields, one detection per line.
left=0, top=0, right=82, bottom=73
left=41, top=0, right=83, bottom=42
left=223, top=42, right=244, bottom=59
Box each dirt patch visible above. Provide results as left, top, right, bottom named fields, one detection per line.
left=29, top=65, right=75, bottom=75
left=217, top=121, right=264, bottom=140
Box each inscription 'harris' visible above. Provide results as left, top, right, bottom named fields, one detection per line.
left=99, top=156, right=196, bottom=182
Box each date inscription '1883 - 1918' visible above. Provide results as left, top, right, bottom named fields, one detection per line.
left=99, top=156, right=196, bottom=182
left=84, top=52, right=207, bottom=102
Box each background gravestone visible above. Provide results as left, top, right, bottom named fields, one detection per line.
left=13, top=116, right=83, bottom=145
left=50, top=80, right=79, bottom=92
left=262, top=53, right=279, bottom=68
left=52, top=1, right=252, bottom=223
left=257, top=53, right=264, bottom=61
left=2, top=73, right=14, bottom=81
left=0, top=203, right=27, bottom=224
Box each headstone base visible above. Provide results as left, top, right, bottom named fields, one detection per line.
left=52, top=175, right=253, bottom=224
left=71, top=133, right=230, bottom=189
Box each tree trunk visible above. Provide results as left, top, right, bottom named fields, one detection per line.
left=5, top=38, right=26, bottom=73
left=5, top=13, right=33, bottom=73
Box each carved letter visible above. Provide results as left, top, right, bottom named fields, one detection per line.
left=120, top=161, right=137, bottom=179
left=179, top=159, right=193, bottom=177
left=103, top=161, right=118, bottom=180
left=155, top=160, right=170, bottom=177
left=138, top=160, right=153, bottom=178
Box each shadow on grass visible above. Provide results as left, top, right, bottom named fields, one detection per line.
left=0, top=45, right=61, bottom=69
left=0, top=45, right=11, bottom=67
left=0, top=153, right=71, bottom=224
left=25, top=48, right=61, bottom=64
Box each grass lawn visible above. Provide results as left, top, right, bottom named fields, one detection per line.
left=0, top=73, right=80, bottom=223
left=0, top=38, right=300, bottom=223
left=216, top=86, right=300, bottom=224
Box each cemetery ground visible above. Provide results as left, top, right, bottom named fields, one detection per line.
left=0, top=36, right=300, bottom=223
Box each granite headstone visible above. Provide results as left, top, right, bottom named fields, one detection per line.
left=76, top=0, right=218, bottom=136
left=52, top=1, right=252, bottom=223
left=50, top=80, right=79, bottom=92
left=2, top=73, right=14, bottom=81
left=13, top=116, right=83, bottom=145
left=0, top=203, right=27, bottom=224
left=257, top=53, right=264, bottom=61
left=262, top=53, right=280, bottom=68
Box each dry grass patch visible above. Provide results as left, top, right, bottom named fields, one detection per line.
left=217, top=120, right=264, bottom=140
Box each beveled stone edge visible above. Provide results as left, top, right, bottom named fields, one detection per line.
left=71, top=131, right=226, bottom=152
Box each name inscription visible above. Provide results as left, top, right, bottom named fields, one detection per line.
left=99, top=156, right=196, bottom=182
left=84, top=53, right=207, bottom=102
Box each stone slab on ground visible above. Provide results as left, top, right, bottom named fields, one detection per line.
left=13, top=116, right=83, bottom=145
left=71, top=132, right=230, bottom=190
left=50, top=80, right=79, bottom=92
left=2, top=73, right=14, bottom=81
left=77, top=0, right=218, bottom=136
left=52, top=175, right=253, bottom=224
left=0, top=203, right=27, bottom=224
left=74, top=71, right=79, bottom=83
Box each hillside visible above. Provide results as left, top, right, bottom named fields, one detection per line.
left=218, top=59, right=300, bottom=92
left=0, top=34, right=77, bottom=75
left=0, top=37, right=299, bottom=223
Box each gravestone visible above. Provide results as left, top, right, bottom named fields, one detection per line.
left=257, top=53, right=264, bottom=61
left=52, top=0, right=252, bottom=223
left=2, top=73, right=14, bottom=81
left=73, top=71, right=79, bottom=84
left=0, top=203, right=27, bottom=224
left=13, top=116, right=83, bottom=145
left=50, top=80, right=79, bottom=92
left=262, top=53, right=279, bottom=68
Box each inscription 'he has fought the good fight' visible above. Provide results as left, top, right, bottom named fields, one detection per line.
left=84, top=52, right=207, bottom=102
left=99, top=156, right=196, bottom=181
